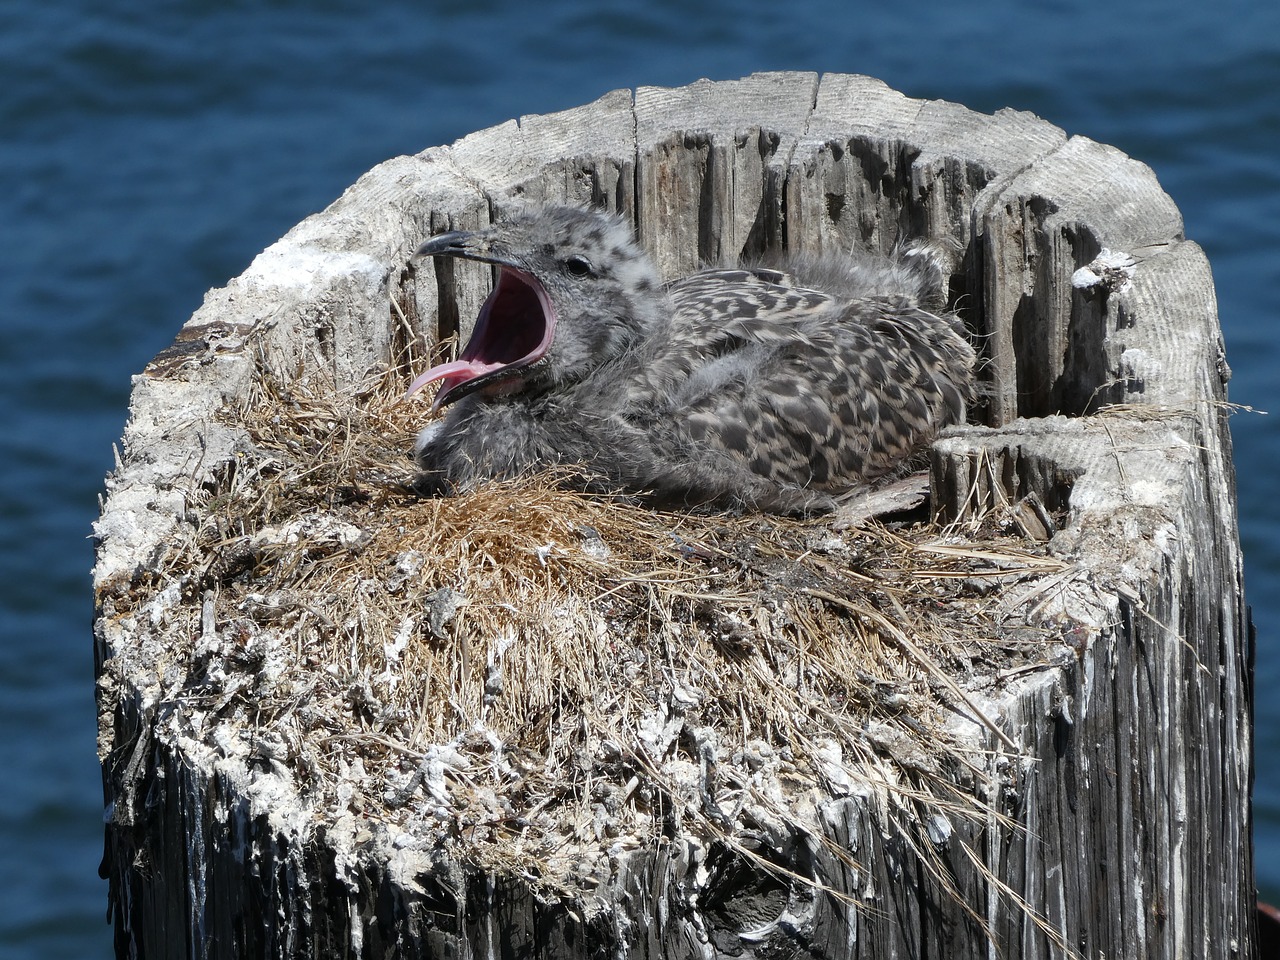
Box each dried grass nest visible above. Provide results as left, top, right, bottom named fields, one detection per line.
left=138, top=356, right=1079, bottom=907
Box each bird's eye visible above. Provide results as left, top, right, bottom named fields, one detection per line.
left=563, top=255, right=594, bottom=279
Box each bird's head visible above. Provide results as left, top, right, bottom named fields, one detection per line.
left=406, top=206, right=665, bottom=411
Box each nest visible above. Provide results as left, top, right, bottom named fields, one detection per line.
left=129, top=350, right=1075, bottom=918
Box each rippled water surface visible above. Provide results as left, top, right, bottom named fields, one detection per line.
left=3, top=1, right=1278, bottom=955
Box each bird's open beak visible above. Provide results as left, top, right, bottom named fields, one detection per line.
left=406, top=230, right=558, bottom=412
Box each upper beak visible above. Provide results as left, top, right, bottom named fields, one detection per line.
left=415, top=229, right=509, bottom=267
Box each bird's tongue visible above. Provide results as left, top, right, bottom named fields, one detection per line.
left=406, top=359, right=508, bottom=412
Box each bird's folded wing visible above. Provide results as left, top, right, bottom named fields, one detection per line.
left=637, top=268, right=973, bottom=491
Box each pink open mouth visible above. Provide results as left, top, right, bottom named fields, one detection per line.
left=406, top=265, right=557, bottom=412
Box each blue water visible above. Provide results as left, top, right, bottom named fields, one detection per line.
left=3, top=1, right=1278, bottom=955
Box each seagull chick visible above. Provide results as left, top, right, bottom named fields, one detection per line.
left=407, top=206, right=975, bottom=514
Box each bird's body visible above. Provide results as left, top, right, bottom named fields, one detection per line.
left=408, top=206, right=975, bottom=514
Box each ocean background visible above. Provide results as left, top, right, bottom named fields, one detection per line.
left=2, top=0, right=1277, bottom=955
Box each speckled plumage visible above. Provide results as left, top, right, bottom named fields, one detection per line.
left=408, top=206, right=975, bottom=514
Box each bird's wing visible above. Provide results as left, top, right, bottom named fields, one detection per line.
left=628, top=269, right=973, bottom=494
left=682, top=299, right=973, bottom=488
left=634, top=269, right=832, bottom=390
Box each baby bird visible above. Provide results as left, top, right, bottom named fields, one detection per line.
left=407, top=206, right=975, bottom=514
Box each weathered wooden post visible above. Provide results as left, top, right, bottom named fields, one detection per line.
left=94, top=72, right=1253, bottom=958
